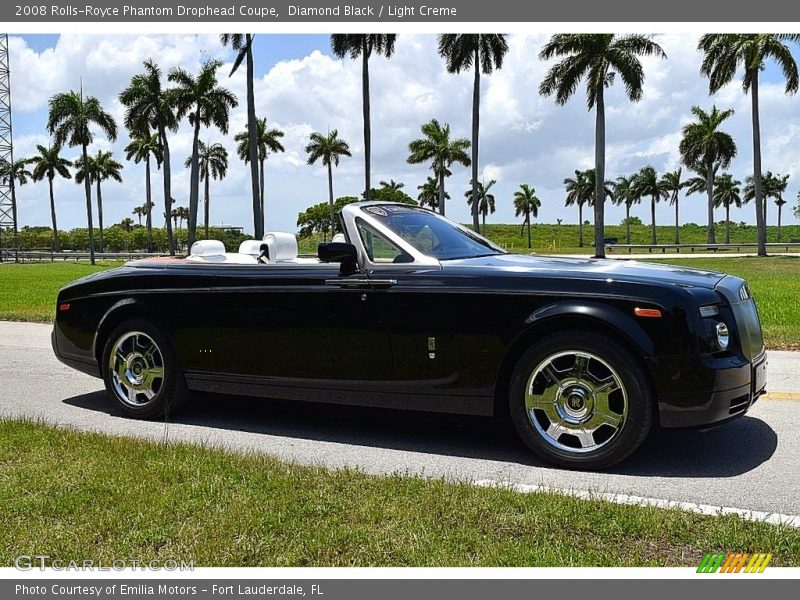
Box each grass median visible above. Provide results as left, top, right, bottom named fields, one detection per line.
left=1, top=419, right=798, bottom=567
left=1, top=256, right=799, bottom=349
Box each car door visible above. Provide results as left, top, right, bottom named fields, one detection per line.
left=207, top=262, right=393, bottom=391
left=353, top=218, right=497, bottom=415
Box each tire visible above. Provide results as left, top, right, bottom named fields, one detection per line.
left=509, top=330, right=654, bottom=470
left=101, top=318, right=188, bottom=419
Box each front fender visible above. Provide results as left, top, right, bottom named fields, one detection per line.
left=525, top=299, right=657, bottom=357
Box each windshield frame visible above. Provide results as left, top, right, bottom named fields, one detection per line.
left=350, top=203, right=506, bottom=263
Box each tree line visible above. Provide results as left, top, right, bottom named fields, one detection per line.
left=0, top=33, right=798, bottom=262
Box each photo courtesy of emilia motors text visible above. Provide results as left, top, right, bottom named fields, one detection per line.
left=1, top=0, right=800, bottom=596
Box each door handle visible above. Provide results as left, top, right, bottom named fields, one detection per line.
left=325, top=278, right=397, bottom=289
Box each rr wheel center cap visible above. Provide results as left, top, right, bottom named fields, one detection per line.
left=557, top=385, right=594, bottom=422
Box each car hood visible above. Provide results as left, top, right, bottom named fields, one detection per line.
left=443, top=253, right=727, bottom=289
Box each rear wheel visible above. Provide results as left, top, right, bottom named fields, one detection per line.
left=509, top=330, right=653, bottom=470
left=101, top=319, right=188, bottom=419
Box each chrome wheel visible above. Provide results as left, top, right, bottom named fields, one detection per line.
left=525, top=350, right=628, bottom=453
left=108, top=331, right=165, bottom=408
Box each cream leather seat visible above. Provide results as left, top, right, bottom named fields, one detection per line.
left=189, top=239, right=257, bottom=264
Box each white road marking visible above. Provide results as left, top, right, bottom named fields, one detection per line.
left=474, top=479, right=800, bottom=528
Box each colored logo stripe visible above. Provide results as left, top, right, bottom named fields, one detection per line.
left=697, top=553, right=772, bottom=573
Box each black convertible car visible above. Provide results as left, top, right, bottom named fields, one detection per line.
left=52, top=202, right=767, bottom=469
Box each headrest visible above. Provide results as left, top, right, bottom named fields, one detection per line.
left=263, top=232, right=298, bottom=262
left=190, top=239, right=226, bottom=257
left=238, top=239, right=268, bottom=257
left=331, top=233, right=346, bottom=243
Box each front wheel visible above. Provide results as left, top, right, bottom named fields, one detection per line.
left=101, top=319, right=188, bottom=419
left=509, top=330, right=654, bottom=470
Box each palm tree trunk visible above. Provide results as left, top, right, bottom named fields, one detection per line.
left=159, top=127, right=175, bottom=256
left=48, top=177, right=59, bottom=252
left=438, top=171, right=446, bottom=216
left=626, top=204, right=631, bottom=245
left=725, top=204, right=731, bottom=244
left=327, top=162, right=335, bottom=231
left=82, top=144, right=95, bottom=264
left=778, top=202, right=783, bottom=241
left=96, top=180, right=105, bottom=253
left=674, top=193, right=680, bottom=244
left=187, top=116, right=202, bottom=248
left=650, top=196, right=657, bottom=245
left=578, top=204, right=583, bottom=247
left=362, top=39, right=371, bottom=202
left=471, top=46, right=480, bottom=233
left=527, top=214, right=531, bottom=249
left=259, top=158, right=265, bottom=232
left=482, top=212, right=486, bottom=230
left=706, top=154, right=716, bottom=245
left=145, top=154, right=153, bottom=253
left=246, top=36, right=262, bottom=239
left=750, top=72, right=767, bottom=257
left=204, top=174, right=210, bottom=239
left=594, top=87, right=606, bottom=259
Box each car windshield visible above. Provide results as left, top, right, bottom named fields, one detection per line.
left=360, top=205, right=505, bottom=260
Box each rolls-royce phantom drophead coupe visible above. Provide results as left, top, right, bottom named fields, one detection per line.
left=52, top=202, right=767, bottom=469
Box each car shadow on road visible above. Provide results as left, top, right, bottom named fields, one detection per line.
left=63, top=391, right=777, bottom=478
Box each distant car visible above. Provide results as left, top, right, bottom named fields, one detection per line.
left=52, top=202, right=767, bottom=469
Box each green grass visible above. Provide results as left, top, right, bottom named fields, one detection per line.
left=0, top=261, right=119, bottom=322
left=1, top=419, right=798, bottom=567
left=644, top=256, right=800, bottom=350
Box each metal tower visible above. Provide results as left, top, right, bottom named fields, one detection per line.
left=0, top=33, right=17, bottom=262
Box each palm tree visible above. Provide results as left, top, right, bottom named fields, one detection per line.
left=513, top=184, right=541, bottom=249
left=698, top=34, right=800, bottom=256
left=660, top=169, right=687, bottom=244
left=124, top=132, right=162, bottom=252
left=407, top=119, right=470, bottom=217
left=745, top=172, right=790, bottom=239
left=120, top=60, right=179, bottom=255
left=75, top=150, right=123, bottom=253
left=186, top=141, right=228, bottom=238
left=234, top=117, right=285, bottom=231
left=0, top=159, right=32, bottom=256
left=438, top=34, right=508, bottom=232
left=380, top=179, right=404, bottom=191
left=773, top=174, right=790, bottom=241
left=632, top=166, right=668, bottom=245
left=47, top=89, right=117, bottom=264
left=679, top=105, right=737, bottom=245
left=220, top=34, right=262, bottom=239
left=610, top=174, right=640, bottom=245
left=539, top=34, right=666, bottom=258
left=465, top=179, right=497, bottom=229
left=306, top=130, right=352, bottom=227
left=417, top=176, right=448, bottom=211
left=331, top=34, right=397, bottom=203
left=119, top=217, right=134, bottom=233
left=169, top=59, right=237, bottom=247
left=713, top=173, right=742, bottom=244
left=132, top=205, right=144, bottom=226
left=26, top=144, right=72, bottom=251
left=564, top=170, right=593, bottom=247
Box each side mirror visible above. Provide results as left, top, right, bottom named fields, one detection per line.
left=318, top=242, right=358, bottom=275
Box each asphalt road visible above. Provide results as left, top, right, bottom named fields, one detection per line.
left=2, top=321, right=799, bottom=518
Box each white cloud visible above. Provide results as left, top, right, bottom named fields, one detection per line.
left=7, top=33, right=800, bottom=234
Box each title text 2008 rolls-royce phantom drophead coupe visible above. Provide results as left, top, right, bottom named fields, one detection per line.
left=52, top=202, right=767, bottom=469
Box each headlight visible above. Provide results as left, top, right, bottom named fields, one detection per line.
left=715, top=322, right=730, bottom=350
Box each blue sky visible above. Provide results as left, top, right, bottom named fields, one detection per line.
left=7, top=33, right=800, bottom=236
